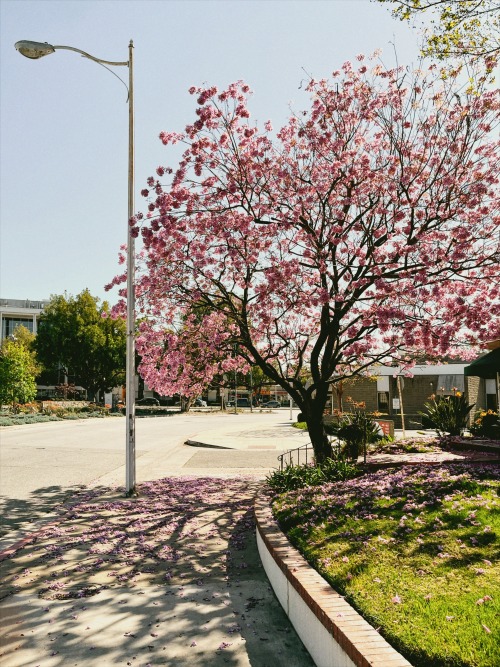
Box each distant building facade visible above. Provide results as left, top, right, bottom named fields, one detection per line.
left=336, top=363, right=495, bottom=428
left=0, top=298, right=48, bottom=342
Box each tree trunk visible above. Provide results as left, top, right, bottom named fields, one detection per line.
left=304, top=400, right=332, bottom=464
left=180, top=396, right=192, bottom=413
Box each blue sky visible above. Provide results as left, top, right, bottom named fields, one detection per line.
left=1, top=0, right=422, bottom=304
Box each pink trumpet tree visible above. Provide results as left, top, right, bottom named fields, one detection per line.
left=108, top=56, right=500, bottom=462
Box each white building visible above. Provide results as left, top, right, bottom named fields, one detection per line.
left=0, top=298, right=48, bottom=342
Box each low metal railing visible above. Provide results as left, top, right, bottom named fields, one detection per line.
left=277, top=437, right=345, bottom=471
left=277, top=442, right=315, bottom=470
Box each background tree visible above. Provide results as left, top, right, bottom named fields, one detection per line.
left=36, top=290, right=126, bottom=401
left=0, top=325, right=40, bottom=407
left=137, top=302, right=248, bottom=411
left=376, top=0, right=500, bottom=61
left=109, top=58, right=499, bottom=463
left=247, top=365, right=268, bottom=404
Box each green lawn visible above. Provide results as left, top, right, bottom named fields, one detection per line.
left=271, top=463, right=499, bottom=667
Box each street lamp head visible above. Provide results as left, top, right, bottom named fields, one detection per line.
left=15, top=40, right=55, bottom=59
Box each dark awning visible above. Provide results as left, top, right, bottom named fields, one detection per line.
left=464, top=348, right=500, bottom=379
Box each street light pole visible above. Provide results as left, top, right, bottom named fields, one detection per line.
left=125, top=40, right=136, bottom=495
left=15, top=39, right=137, bottom=494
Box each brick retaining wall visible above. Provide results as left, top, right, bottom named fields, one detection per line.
left=254, top=495, right=413, bottom=667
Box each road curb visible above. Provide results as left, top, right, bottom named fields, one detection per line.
left=184, top=439, right=233, bottom=449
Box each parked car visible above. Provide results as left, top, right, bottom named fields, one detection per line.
left=194, top=398, right=207, bottom=407
left=262, top=400, right=281, bottom=408
left=236, top=398, right=251, bottom=407
left=136, top=397, right=160, bottom=406
left=227, top=398, right=251, bottom=407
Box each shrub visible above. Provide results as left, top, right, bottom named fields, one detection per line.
left=470, top=409, right=499, bottom=438
left=292, top=421, right=308, bottom=431
left=41, top=404, right=66, bottom=418
left=15, top=402, right=39, bottom=414
left=419, top=393, right=474, bottom=436
left=324, top=411, right=383, bottom=462
left=0, top=402, right=116, bottom=425
left=266, top=458, right=359, bottom=494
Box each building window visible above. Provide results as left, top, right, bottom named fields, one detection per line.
left=2, top=317, right=34, bottom=339
left=377, top=391, right=389, bottom=412
left=436, top=374, right=464, bottom=395
left=376, top=376, right=390, bottom=412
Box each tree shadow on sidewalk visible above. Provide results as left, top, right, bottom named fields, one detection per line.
left=0, top=484, right=96, bottom=540
left=0, top=476, right=314, bottom=667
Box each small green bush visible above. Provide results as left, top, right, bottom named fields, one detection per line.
left=324, top=411, right=383, bottom=461
left=266, top=458, right=359, bottom=494
left=292, top=421, right=308, bottom=431
left=470, top=409, right=499, bottom=438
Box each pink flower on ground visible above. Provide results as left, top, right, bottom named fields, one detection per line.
left=391, top=595, right=402, bottom=604
left=476, top=595, right=493, bottom=605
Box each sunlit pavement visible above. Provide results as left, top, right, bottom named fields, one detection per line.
left=0, top=477, right=315, bottom=667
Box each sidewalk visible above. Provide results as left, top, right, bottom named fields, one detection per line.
left=185, top=416, right=309, bottom=451
left=0, top=416, right=316, bottom=667
left=0, top=477, right=315, bottom=667
left=185, top=422, right=500, bottom=467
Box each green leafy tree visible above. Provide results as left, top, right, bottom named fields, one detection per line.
left=0, top=326, right=40, bottom=407
left=35, top=290, right=126, bottom=401
left=377, top=0, right=500, bottom=61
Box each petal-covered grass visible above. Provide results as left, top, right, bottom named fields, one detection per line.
left=271, top=463, right=499, bottom=667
